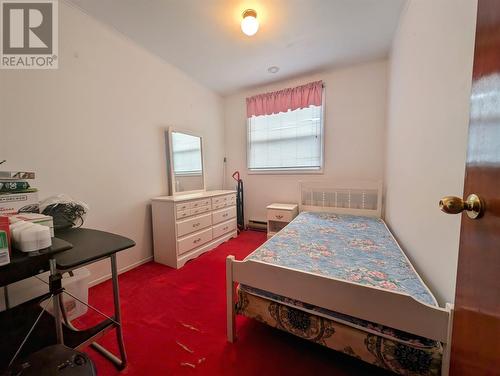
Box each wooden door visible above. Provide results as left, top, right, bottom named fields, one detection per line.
left=449, top=0, right=500, bottom=374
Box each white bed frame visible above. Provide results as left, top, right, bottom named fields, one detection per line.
left=226, top=181, right=454, bottom=375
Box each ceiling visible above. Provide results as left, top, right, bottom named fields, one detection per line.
left=66, top=0, right=407, bottom=95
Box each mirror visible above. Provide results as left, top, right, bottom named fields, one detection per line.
left=165, top=128, right=205, bottom=195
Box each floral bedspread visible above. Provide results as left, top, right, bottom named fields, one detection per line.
left=245, top=212, right=437, bottom=306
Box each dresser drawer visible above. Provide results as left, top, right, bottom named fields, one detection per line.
left=212, top=206, right=236, bottom=224
left=177, top=227, right=212, bottom=256
left=176, top=209, right=191, bottom=220
left=226, top=195, right=236, bottom=205
left=267, top=209, right=295, bottom=223
left=214, top=201, right=230, bottom=210
left=211, top=196, right=227, bottom=206
left=175, top=202, right=190, bottom=212
left=191, top=198, right=211, bottom=209
left=176, top=212, right=212, bottom=237
left=213, top=219, right=237, bottom=239
left=190, top=205, right=211, bottom=216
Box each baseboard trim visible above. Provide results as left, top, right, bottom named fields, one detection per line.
left=88, top=256, right=153, bottom=287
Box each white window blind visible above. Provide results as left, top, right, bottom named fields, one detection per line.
left=247, top=105, right=323, bottom=171
left=172, top=132, right=202, bottom=174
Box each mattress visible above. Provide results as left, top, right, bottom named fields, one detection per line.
left=244, top=211, right=437, bottom=306
left=240, top=211, right=439, bottom=345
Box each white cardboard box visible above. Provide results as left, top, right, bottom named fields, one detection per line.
left=0, top=192, right=39, bottom=215
left=0, top=268, right=91, bottom=320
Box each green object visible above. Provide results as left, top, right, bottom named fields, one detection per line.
left=0, top=231, right=7, bottom=249
left=0, top=188, right=37, bottom=195
left=0, top=181, right=30, bottom=193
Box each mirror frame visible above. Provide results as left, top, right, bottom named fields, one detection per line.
left=165, top=126, right=206, bottom=196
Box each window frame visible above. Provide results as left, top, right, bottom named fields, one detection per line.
left=245, top=90, right=325, bottom=175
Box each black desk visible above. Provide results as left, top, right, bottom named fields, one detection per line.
left=0, top=238, right=72, bottom=287
left=0, top=228, right=135, bottom=371
left=55, top=229, right=135, bottom=270
left=54, top=228, right=135, bottom=370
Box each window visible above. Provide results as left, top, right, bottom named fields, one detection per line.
left=171, top=131, right=202, bottom=175
left=247, top=104, right=324, bottom=172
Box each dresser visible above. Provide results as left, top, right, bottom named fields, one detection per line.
left=152, top=190, right=238, bottom=268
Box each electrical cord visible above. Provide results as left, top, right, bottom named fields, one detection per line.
left=41, top=202, right=87, bottom=229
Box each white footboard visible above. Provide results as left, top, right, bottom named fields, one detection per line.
left=226, top=256, right=236, bottom=343
left=226, top=256, right=452, bottom=343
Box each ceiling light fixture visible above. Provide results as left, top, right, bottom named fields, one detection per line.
left=241, top=9, right=259, bottom=36
left=268, top=66, right=280, bottom=74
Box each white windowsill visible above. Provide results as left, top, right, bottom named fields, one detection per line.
left=247, top=168, right=324, bottom=176
left=174, top=172, right=203, bottom=177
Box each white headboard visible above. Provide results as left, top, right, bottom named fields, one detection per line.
left=299, top=180, right=383, bottom=218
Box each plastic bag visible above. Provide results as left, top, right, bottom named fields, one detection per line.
left=39, top=194, right=90, bottom=230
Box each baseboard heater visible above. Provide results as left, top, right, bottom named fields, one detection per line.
left=247, top=219, right=267, bottom=232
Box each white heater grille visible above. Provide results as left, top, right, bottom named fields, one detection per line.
left=302, top=189, right=379, bottom=210
left=300, top=181, right=382, bottom=217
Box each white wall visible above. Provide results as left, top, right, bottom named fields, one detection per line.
left=385, top=0, right=477, bottom=304
left=0, top=1, right=225, bottom=284
left=224, top=60, right=388, bottom=221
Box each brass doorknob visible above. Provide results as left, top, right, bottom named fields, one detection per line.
left=439, top=194, right=484, bottom=219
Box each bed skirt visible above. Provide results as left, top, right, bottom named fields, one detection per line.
left=236, top=288, right=442, bottom=376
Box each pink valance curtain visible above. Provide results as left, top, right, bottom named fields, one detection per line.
left=246, top=80, right=323, bottom=118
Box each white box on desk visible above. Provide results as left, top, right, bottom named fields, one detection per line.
left=8, top=213, right=54, bottom=237
left=0, top=192, right=39, bottom=215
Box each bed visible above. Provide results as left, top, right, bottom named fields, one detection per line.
left=226, top=181, right=453, bottom=376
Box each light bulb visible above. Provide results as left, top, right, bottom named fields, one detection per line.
left=241, top=9, right=259, bottom=36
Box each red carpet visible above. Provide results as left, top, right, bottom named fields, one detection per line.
left=79, top=230, right=390, bottom=375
